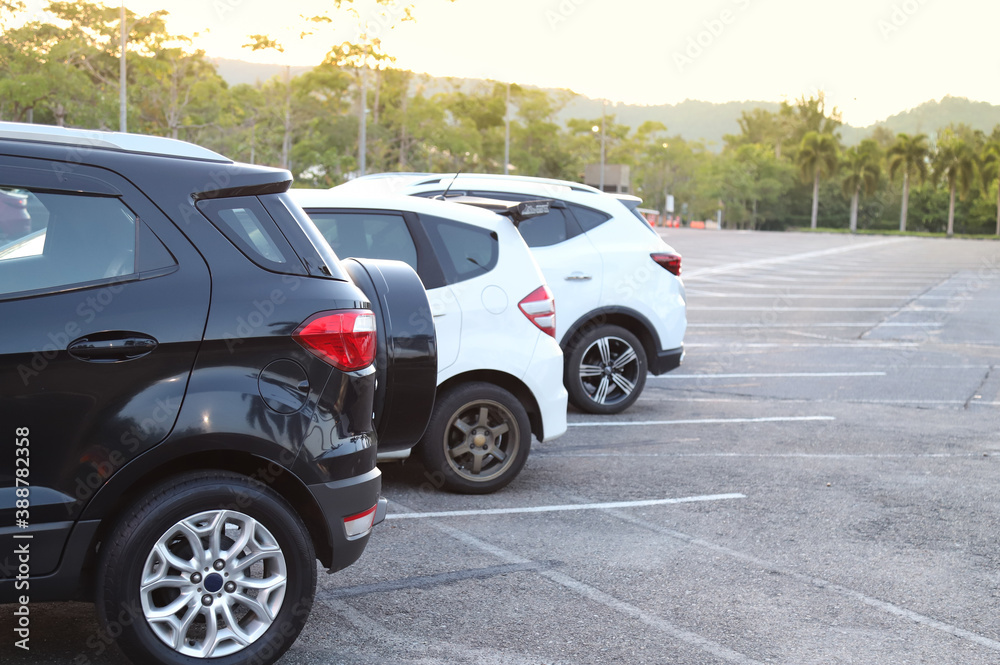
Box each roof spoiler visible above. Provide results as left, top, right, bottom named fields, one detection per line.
left=444, top=196, right=552, bottom=226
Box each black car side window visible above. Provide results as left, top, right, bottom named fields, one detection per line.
left=0, top=188, right=136, bottom=296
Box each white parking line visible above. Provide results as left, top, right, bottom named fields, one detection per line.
left=607, top=510, right=1000, bottom=654
left=687, top=322, right=942, bottom=328
left=685, top=342, right=920, bottom=349
left=687, top=292, right=952, bottom=300
left=694, top=306, right=956, bottom=312
left=690, top=283, right=927, bottom=291
left=682, top=238, right=906, bottom=280
left=637, top=397, right=999, bottom=408
left=539, top=452, right=981, bottom=460
left=568, top=416, right=835, bottom=428
left=413, top=506, right=766, bottom=665
left=386, top=493, right=745, bottom=520
left=651, top=372, right=886, bottom=379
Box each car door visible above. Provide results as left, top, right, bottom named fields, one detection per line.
left=0, top=158, right=210, bottom=576
left=303, top=208, right=462, bottom=373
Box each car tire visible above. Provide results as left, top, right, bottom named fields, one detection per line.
left=418, top=382, right=531, bottom=494
left=565, top=324, right=647, bottom=414
left=95, top=471, right=316, bottom=665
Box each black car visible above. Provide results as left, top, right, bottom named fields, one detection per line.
left=0, top=123, right=436, bottom=665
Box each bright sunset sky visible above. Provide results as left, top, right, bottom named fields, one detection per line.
left=20, top=0, right=1000, bottom=127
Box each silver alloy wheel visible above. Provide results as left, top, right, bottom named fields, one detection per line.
left=578, top=335, right=640, bottom=406
left=444, top=399, right=520, bottom=482
left=139, top=510, right=287, bottom=658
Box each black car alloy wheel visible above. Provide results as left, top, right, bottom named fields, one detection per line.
left=97, top=472, right=316, bottom=665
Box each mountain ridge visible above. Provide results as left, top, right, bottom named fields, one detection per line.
left=211, top=58, right=1000, bottom=150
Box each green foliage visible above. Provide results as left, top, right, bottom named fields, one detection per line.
left=2, top=1, right=1000, bottom=236
left=797, top=132, right=839, bottom=184
left=841, top=140, right=881, bottom=199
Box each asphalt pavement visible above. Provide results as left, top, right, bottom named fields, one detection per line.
left=5, top=228, right=1000, bottom=664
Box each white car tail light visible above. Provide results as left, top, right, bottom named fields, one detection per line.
left=651, top=252, right=682, bottom=276
left=294, top=310, right=376, bottom=371
left=343, top=505, right=378, bottom=539
left=519, top=285, right=556, bottom=338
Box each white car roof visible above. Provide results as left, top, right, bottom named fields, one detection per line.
left=288, top=189, right=506, bottom=230
left=0, top=121, right=229, bottom=162
left=338, top=172, right=604, bottom=197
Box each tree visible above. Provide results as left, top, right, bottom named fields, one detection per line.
left=797, top=132, right=838, bottom=229
left=933, top=138, right=977, bottom=237
left=841, top=140, right=881, bottom=233
left=886, top=133, right=929, bottom=232
left=709, top=144, right=792, bottom=229
left=980, top=128, right=1000, bottom=236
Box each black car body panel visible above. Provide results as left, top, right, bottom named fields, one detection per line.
left=0, top=126, right=435, bottom=615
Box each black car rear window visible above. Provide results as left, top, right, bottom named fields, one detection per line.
left=197, top=196, right=304, bottom=274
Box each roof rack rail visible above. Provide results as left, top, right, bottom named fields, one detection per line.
left=0, top=122, right=230, bottom=162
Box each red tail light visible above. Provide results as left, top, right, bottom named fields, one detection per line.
left=518, top=285, right=556, bottom=338
left=651, top=252, right=682, bottom=276
left=294, top=310, right=376, bottom=371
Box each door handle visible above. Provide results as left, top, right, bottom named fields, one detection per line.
left=565, top=273, right=592, bottom=281
left=68, top=334, right=158, bottom=362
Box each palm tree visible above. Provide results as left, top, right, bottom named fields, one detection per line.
left=886, top=133, right=929, bottom=232
left=797, top=132, right=838, bottom=229
left=933, top=139, right=977, bottom=237
left=981, top=134, right=1000, bottom=236
left=841, top=140, right=881, bottom=233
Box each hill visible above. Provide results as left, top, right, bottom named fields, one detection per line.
left=210, top=58, right=1000, bottom=148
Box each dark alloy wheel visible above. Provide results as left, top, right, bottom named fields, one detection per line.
left=96, top=471, right=316, bottom=665
left=566, top=324, right=647, bottom=414
left=418, top=382, right=531, bottom=494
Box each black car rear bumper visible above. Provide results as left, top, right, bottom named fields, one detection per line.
left=307, top=466, right=384, bottom=573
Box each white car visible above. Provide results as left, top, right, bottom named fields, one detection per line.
left=289, top=189, right=567, bottom=493
left=334, top=173, right=687, bottom=414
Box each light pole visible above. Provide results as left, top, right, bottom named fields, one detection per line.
left=119, top=1, right=127, bottom=132
left=599, top=100, right=606, bottom=190
left=358, top=42, right=367, bottom=176
left=591, top=108, right=606, bottom=191
left=504, top=82, right=511, bottom=175
left=662, top=142, right=669, bottom=219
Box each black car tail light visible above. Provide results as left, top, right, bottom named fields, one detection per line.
left=651, top=252, right=682, bottom=276
left=294, top=310, right=376, bottom=371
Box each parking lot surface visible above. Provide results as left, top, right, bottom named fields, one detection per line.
left=6, top=229, right=1000, bottom=664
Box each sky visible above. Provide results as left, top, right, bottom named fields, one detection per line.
left=19, top=0, right=1000, bottom=127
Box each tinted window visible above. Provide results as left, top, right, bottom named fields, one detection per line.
left=420, top=214, right=498, bottom=284
left=569, top=204, right=610, bottom=232
left=218, top=207, right=285, bottom=262
left=137, top=221, right=177, bottom=273
left=197, top=197, right=295, bottom=271
left=466, top=190, right=582, bottom=248
left=308, top=212, right=417, bottom=271
left=0, top=188, right=136, bottom=296
left=518, top=207, right=570, bottom=247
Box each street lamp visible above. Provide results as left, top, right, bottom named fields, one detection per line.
left=591, top=121, right=605, bottom=190
left=662, top=142, right=670, bottom=219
